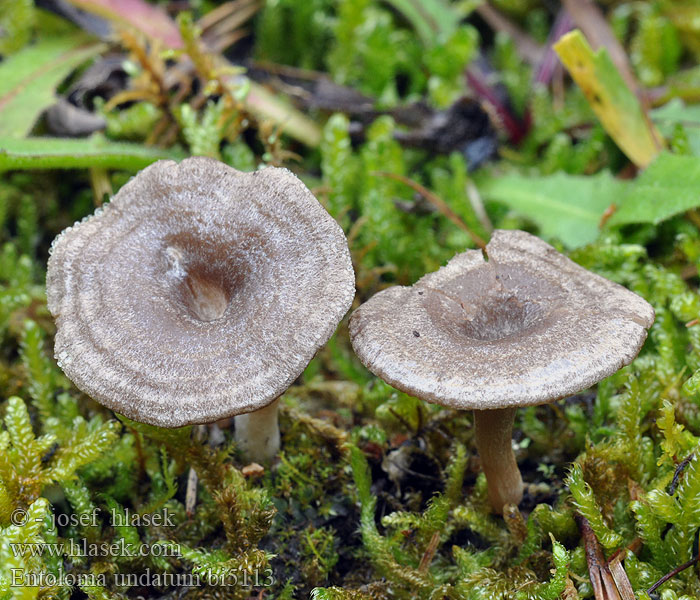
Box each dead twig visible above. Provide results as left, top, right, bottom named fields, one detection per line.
left=608, top=552, right=635, bottom=600
left=576, top=514, right=625, bottom=599
left=418, top=531, right=441, bottom=572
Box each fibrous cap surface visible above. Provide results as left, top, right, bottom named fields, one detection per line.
left=47, top=157, right=356, bottom=427
left=349, top=229, right=654, bottom=410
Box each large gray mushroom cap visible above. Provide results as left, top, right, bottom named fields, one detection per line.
left=47, top=157, right=355, bottom=428
left=350, top=229, right=654, bottom=410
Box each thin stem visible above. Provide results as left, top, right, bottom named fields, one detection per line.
left=234, top=398, right=280, bottom=463
left=473, top=407, right=524, bottom=513
left=647, top=553, right=700, bottom=594
left=370, top=171, right=487, bottom=250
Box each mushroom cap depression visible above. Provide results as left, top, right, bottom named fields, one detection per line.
left=47, top=157, right=355, bottom=427
left=350, top=229, right=654, bottom=410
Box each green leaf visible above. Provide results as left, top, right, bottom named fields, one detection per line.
left=554, top=30, right=662, bottom=168
left=609, top=153, right=700, bottom=226
left=0, top=136, right=185, bottom=171
left=650, top=98, right=700, bottom=127
left=650, top=98, right=700, bottom=156
left=0, top=30, right=104, bottom=137
left=480, top=153, right=700, bottom=235
left=478, top=170, right=622, bottom=248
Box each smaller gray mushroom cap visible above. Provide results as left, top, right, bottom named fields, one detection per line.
left=350, top=229, right=655, bottom=410
left=47, top=157, right=355, bottom=428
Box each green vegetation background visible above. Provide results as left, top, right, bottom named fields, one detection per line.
left=4, top=0, right=700, bottom=598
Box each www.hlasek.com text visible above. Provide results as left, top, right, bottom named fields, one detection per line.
left=10, top=538, right=180, bottom=559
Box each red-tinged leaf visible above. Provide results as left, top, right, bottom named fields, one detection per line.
left=65, top=0, right=183, bottom=48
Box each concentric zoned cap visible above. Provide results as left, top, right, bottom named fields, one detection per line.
left=47, top=157, right=356, bottom=427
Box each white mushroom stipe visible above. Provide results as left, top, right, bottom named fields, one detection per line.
left=234, top=398, right=280, bottom=464
left=349, top=229, right=655, bottom=513
left=47, top=157, right=356, bottom=463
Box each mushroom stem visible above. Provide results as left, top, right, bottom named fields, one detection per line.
left=234, top=398, right=280, bottom=463
left=473, top=407, right=524, bottom=514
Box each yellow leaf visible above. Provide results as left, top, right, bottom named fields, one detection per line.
left=554, top=30, right=662, bottom=168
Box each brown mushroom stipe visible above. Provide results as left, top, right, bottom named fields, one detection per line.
left=47, top=157, right=355, bottom=462
left=349, top=229, right=655, bottom=513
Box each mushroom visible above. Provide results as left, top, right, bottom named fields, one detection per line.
left=349, top=229, right=654, bottom=513
left=47, top=157, right=355, bottom=462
